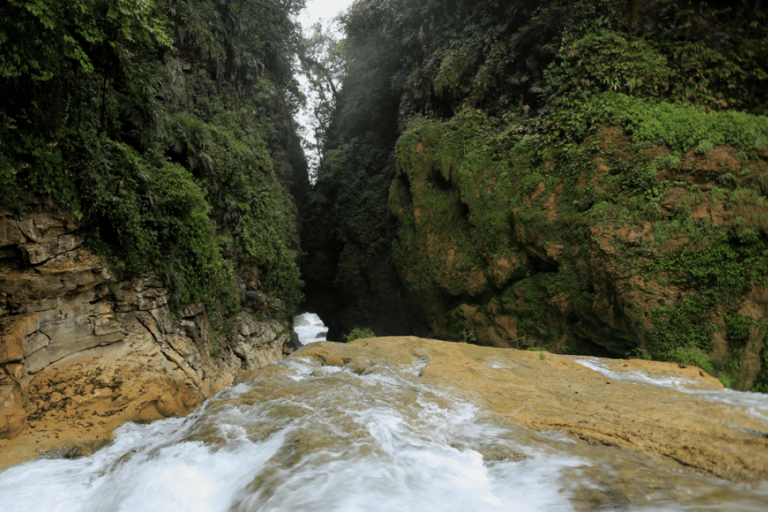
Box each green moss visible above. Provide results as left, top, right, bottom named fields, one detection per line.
left=343, top=327, right=376, bottom=342
left=724, top=314, right=753, bottom=343
left=1, top=0, right=307, bottom=317
left=82, top=140, right=240, bottom=309
left=343, top=0, right=768, bottom=388
left=580, top=93, right=768, bottom=154
left=646, top=294, right=716, bottom=360
left=649, top=239, right=765, bottom=297
left=395, top=96, right=768, bottom=387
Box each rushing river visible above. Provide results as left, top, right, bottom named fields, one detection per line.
left=1, top=338, right=767, bottom=511
left=293, top=313, right=328, bottom=344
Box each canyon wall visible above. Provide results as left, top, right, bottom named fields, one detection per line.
left=391, top=110, right=768, bottom=391
left=0, top=209, right=292, bottom=440
left=300, top=0, right=768, bottom=391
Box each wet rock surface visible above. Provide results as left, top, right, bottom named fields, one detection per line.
left=1, top=337, right=766, bottom=511
left=292, top=338, right=767, bottom=484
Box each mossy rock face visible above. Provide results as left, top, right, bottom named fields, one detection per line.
left=303, top=0, right=768, bottom=391
left=391, top=101, right=768, bottom=391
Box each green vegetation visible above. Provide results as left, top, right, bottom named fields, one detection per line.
left=343, top=327, right=376, bottom=343
left=563, top=93, right=768, bottom=154
left=1, top=0, right=309, bottom=314
left=304, top=0, right=768, bottom=391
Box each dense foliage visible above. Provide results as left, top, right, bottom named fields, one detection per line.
left=304, top=0, right=768, bottom=390
left=0, top=0, right=309, bottom=312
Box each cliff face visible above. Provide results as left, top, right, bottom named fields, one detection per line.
left=302, top=0, right=768, bottom=391
left=0, top=209, right=292, bottom=441
left=391, top=110, right=768, bottom=391
left=0, top=0, right=309, bottom=441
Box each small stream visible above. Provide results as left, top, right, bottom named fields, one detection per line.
left=1, top=331, right=767, bottom=511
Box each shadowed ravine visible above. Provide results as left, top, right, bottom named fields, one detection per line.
left=1, top=337, right=766, bottom=511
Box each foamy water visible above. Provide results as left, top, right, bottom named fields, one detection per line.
left=575, top=358, right=768, bottom=425
left=1, top=356, right=766, bottom=511
left=293, top=312, right=328, bottom=344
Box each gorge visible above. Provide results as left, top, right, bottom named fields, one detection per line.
left=299, top=0, right=768, bottom=393
left=2, top=0, right=768, bottom=508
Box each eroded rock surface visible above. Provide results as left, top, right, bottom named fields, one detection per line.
left=0, top=209, right=292, bottom=447
left=290, top=338, right=767, bottom=484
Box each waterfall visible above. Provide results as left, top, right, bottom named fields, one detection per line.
left=1, top=343, right=767, bottom=511
left=293, top=312, right=329, bottom=344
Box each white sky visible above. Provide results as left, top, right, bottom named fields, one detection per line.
left=296, top=1, right=357, bottom=177
left=299, top=0, right=356, bottom=29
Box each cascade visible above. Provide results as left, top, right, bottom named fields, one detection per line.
left=1, top=338, right=767, bottom=511
left=293, top=312, right=329, bottom=344
left=4, top=3, right=768, bottom=510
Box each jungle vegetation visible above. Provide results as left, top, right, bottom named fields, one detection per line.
left=0, top=0, right=312, bottom=313
left=302, top=0, right=768, bottom=390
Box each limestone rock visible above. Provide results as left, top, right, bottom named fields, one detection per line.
left=114, top=273, right=168, bottom=312
left=23, top=332, right=50, bottom=357
left=0, top=314, right=38, bottom=365
left=24, top=345, right=50, bottom=374
left=16, top=212, right=77, bottom=242
left=177, top=313, right=213, bottom=348
left=0, top=384, right=25, bottom=439
left=35, top=303, right=126, bottom=367
left=0, top=250, right=112, bottom=312
left=0, top=218, right=26, bottom=248
left=0, top=234, right=290, bottom=448
left=178, top=302, right=205, bottom=318
left=228, top=313, right=288, bottom=369
left=20, top=235, right=83, bottom=265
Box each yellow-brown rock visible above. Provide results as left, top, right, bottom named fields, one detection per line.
left=0, top=210, right=292, bottom=450
left=289, top=337, right=767, bottom=484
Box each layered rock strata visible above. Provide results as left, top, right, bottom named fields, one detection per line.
left=0, top=209, right=291, bottom=443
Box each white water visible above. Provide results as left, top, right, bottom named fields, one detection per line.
left=576, top=358, right=768, bottom=425
left=1, top=355, right=766, bottom=511
left=0, top=358, right=583, bottom=511
left=293, top=312, right=328, bottom=344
